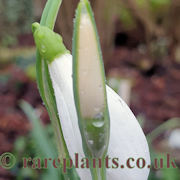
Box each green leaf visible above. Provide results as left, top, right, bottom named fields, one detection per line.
left=20, top=100, right=56, bottom=158
left=147, top=118, right=180, bottom=143
left=20, top=100, right=61, bottom=180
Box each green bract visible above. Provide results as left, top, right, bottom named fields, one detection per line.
left=73, top=0, right=110, bottom=179
left=32, top=23, right=69, bottom=64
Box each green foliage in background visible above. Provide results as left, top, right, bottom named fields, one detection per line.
left=0, top=0, right=34, bottom=47
left=147, top=118, right=180, bottom=180
left=150, top=0, right=171, bottom=11
left=118, top=6, right=136, bottom=30
left=12, top=101, right=61, bottom=180
left=16, top=91, right=180, bottom=180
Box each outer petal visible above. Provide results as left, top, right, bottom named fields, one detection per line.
left=106, top=86, right=150, bottom=179
left=49, top=54, right=91, bottom=180
left=48, top=54, right=150, bottom=180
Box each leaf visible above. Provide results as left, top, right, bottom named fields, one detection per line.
left=20, top=100, right=61, bottom=180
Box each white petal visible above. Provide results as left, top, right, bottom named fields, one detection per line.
left=106, top=86, right=150, bottom=180
left=48, top=54, right=150, bottom=180
left=49, top=54, right=92, bottom=180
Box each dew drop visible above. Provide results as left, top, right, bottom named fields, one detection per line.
left=92, top=112, right=104, bottom=128
left=88, top=140, right=94, bottom=145
left=94, top=112, right=103, bottom=120
left=41, top=45, right=46, bottom=53
left=92, top=120, right=104, bottom=128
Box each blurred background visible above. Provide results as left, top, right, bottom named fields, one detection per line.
left=0, top=0, right=180, bottom=179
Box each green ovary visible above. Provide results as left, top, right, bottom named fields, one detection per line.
left=32, top=22, right=69, bottom=64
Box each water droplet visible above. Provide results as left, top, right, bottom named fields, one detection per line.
left=88, top=140, right=94, bottom=145
left=92, top=120, right=104, bottom=128
left=92, top=112, right=104, bottom=128
left=41, top=45, right=46, bottom=53
left=94, top=112, right=103, bottom=120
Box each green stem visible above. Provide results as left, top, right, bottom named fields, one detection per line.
left=40, top=0, right=62, bottom=29
left=40, top=0, right=52, bottom=26
left=92, top=167, right=103, bottom=180
left=38, top=0, right=67, bottom=158
left=35, top=0, right=80, bottom=179
left=44, top=0, right=62, bottom=29
left=88, top=157, right=106, bottom=180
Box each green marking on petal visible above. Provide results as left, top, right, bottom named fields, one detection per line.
left=32, top=23, right=69, bottom=64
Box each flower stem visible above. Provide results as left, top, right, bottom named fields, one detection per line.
left=34, top=0, right=80, bottom=179
left=90, top=158, right=106, bottom=180
left=41, top=0, right=62, bottom=29
left=36, top=0, right=68, bottom=160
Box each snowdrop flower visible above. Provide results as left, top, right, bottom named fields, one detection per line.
left=32, top=0, right=150, bottom=179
